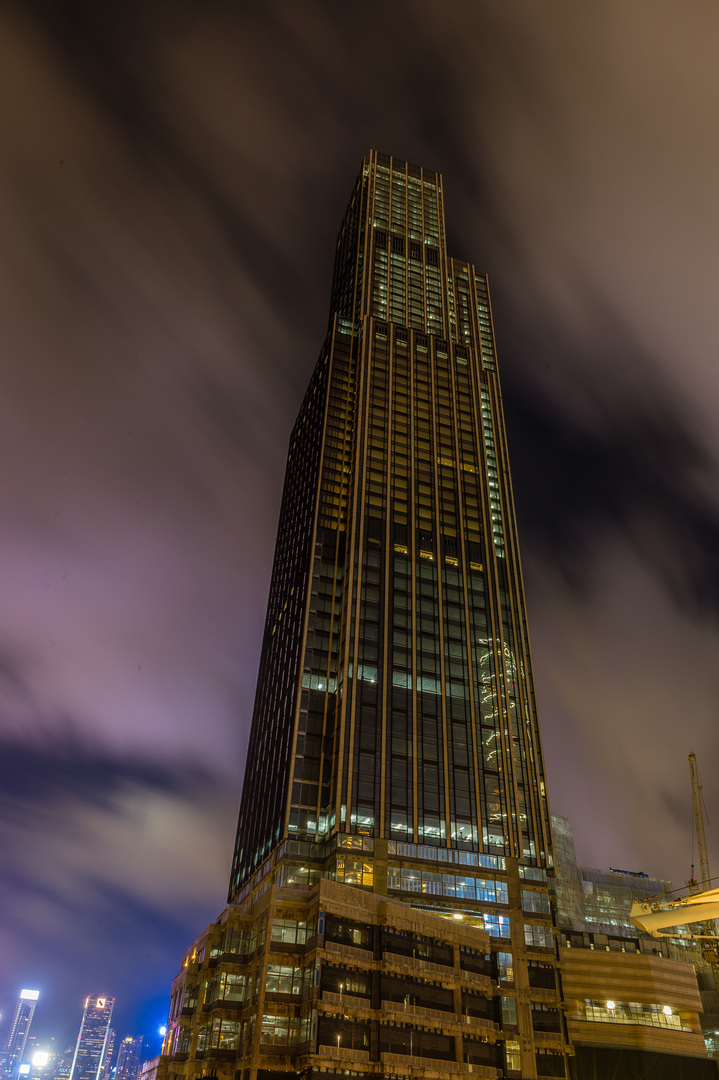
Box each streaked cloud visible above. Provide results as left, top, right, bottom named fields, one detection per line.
left=2, top=0, right=719, bottom=1043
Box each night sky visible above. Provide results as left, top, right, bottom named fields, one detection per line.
left=3, top=0, right=719, bottom=1054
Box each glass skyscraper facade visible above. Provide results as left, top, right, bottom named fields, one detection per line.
left=69, top=997, right=114, bottom=1080
left=230, top=150, right=552, bottom=897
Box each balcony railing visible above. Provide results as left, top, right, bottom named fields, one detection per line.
left=532, top=1030, right=565, bottom=1047
left=322, top=990, right=372, bottom=1009
left=528, top=986, right=559, bottom=1000
left=462, top=1013, right=498, bottom=1033
left=381, top=1051, right=459, bottom=1071
left=324, top=940, right=373, bottom=962
left=316, top=1044, right=370, bottom=1062
left=382, top=999, right=456, bottom=1023
left=382, top=952, right=454, bottom=978
left=458, top=969, right=492, bottom=990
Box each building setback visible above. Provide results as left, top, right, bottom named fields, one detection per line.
left=158, top=153, right=716, bottom=1080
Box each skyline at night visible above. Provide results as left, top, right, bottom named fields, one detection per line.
left=2, top=0, right=719, bottom=1054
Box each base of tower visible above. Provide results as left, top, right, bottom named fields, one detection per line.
left=158, top=876, right=571, bottom=1080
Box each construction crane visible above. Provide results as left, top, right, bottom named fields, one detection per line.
left=689, top=753, right=712, bottom=896
left=630, top=888, right=719, bottom=938
left=630, top=753, right=719, bottom=988
left=688, top=752, right=719, bottom=986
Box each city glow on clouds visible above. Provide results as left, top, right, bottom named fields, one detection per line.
left=1, top=0, right=719, bottom=1042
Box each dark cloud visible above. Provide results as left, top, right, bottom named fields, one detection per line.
left=0, top=733, right=236, bottom=1042
left=2, top=0, right=719, bottom=1050
left=0, top=733, right=213, bottom=809
left=501, top=298, right=719, bottom=616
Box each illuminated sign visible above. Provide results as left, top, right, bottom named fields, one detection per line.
left=96, top=999, right=106, bottom=1008
left=20, top=990, right=40, bottom=1001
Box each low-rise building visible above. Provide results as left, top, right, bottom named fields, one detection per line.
left=553, top=814, right=719, bottom=1076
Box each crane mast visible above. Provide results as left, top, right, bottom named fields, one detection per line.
left=690, top=752, right=711, bottom=893
left=630, top=755, right=719, bottom=988
left=688, top=752, right=719, bottom=986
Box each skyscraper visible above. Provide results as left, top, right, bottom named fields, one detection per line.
left=230, top=149, right=553, bottom=893
left=159, top=152, right=715, bottom=1079
left=68, top=999, right=114, bottom=1080
left=99, top=1032, right=115, bottom=1080
left=160, top=150, right=565, bottom=1080
left=114, top=1038, right=143, bottom=1080
left=52, top=1046, right=74, bottom=1080
left=162, top=150, right=566, bottom=1079
left=1, top=991, right=39, bottom=1080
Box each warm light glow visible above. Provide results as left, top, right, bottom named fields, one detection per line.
left=96, top=999, right=106, bottom=1009
left=663, top=1006, right=672, bottom=1016
left=453, top=913, right=464, bottom=920
left=20, top=991, right=39, bottom=1002
left=158, top=1027, right=167, bottom=1037
left=32, top=1053, right=49, bottom=1068
left=606, top=1000, right=616, bottom=1010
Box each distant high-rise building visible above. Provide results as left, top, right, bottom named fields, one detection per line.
left=27, top=1043, right=55, bottom=1080
left=156, top=151, right=719, bottom=1080
left=113, top=1038, right=142, bottom=1080
left=68, top=999, right=114, bottom=1080
left=99, top=1032, right=114, bottom=1080
left=52, top=1046, right=74, bottom=1080
left=1, top=991, right=39, bottom=1080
